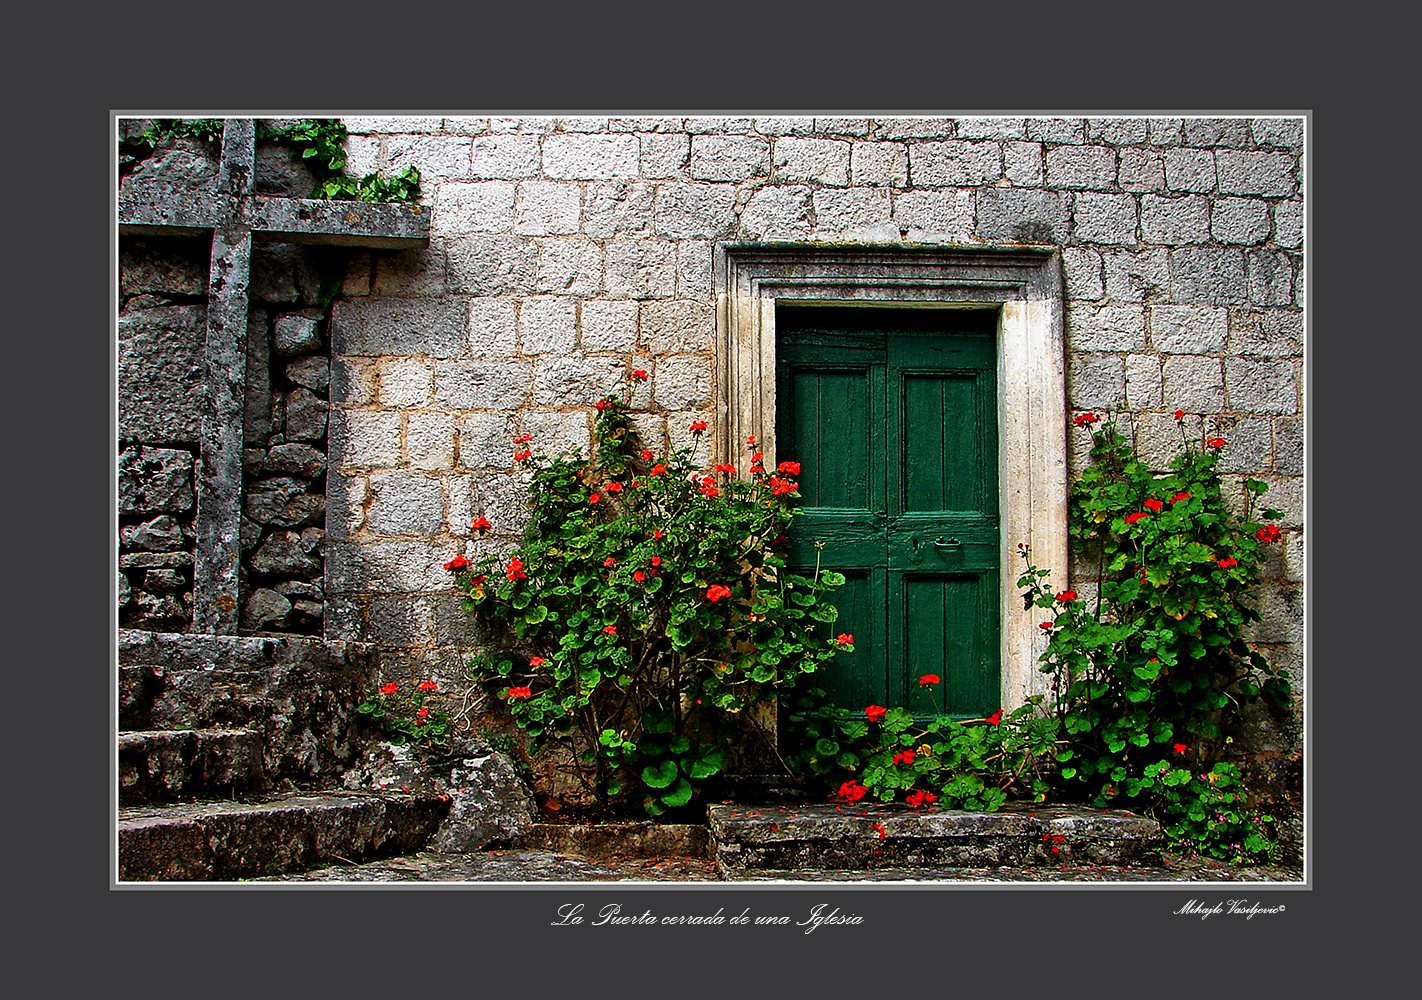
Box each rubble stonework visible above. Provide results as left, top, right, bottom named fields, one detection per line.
left=118, top=115, right=1305, bottom=813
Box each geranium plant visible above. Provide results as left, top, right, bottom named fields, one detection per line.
left=449, top=391, right=847, bottom=817
left=358, top=679, right=453, bottom=747
left=1018, top=411, right=1294, bottom=861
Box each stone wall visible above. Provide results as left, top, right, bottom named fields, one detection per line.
left=119, top=122, right=347, bottom=635
left=322, top=115, right=1303, bottom=708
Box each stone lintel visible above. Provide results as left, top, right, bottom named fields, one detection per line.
left=248, top=197, right=429, bottom=249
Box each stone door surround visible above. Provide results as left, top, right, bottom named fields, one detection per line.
left=714, top=242, right=1066, bottom=709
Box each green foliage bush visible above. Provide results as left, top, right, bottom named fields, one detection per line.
left=450, top=390, right=846, bottom=817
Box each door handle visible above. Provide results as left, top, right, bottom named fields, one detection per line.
left=934, top=537, right=962, bottom=549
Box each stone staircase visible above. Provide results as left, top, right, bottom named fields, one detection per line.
left=117, top=629, right=451, bottom=881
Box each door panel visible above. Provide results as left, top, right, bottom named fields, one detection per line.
left=778, top=305, right=999, bottom=717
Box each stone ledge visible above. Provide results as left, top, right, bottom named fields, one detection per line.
left=118, top=791, right=450, bottom=881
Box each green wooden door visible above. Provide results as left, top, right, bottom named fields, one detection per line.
left=777, top=305, right=999, bottom=717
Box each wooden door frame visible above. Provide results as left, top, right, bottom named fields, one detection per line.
left=714, top=243, right=1067, bottom=712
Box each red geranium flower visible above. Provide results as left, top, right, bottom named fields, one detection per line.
left=650, top=463, right=667, bottom=477
left=1173, top=743, right=1188, bottom=754
left=706, top=584, right=731, bottom=602
left=893, top=749, right=916, bottom=766
left=919, top=674, right=940, bottom=686
left=1144, top=498, right=1163, bottom=512
left=1040, top=622, right=1054, bottom=630
left=633, top=570, right=646, bottom=583
left=1256, top=525, right=1281, bottom=543
left=1073, top=412, right=1100, bottom=427
left=1174, top=410, right=1184, bottom=421
left=1054, top=590, right=1078, bottom=602
left=651, top=529, right=664, bottom=540
left=595, top=399, right=611, bottom=412
left=715, top=463, right=736, bottom=474
left=418, top=680, right=438, bottom=692
left=509, top=686, right=532, bottom=699
left=777, top=460, right=801, bottom=476
left=837, top=780, right=868, bottom=802
left=1171, top=492, right=1191, bottom=504
left=701, top=485, right=720, bottom=497
left=603, top=557, right=616, bottom=567
left=602, top=625, right=617, bottom=636
left=649, top=556, right=662, bottom=567
left=690, top=420, right=708, bottom=432
left=529, top=657, right=546, bottom=667
left=906, top=790, right=937, bottom=808
left=589, top=493, right=602, bottom=504
left=1207, top=437, right=1227, bottom=449
left=1218, top=557, right=1237, bottom=569
left=746, top=434, right=757, bottom=446
left=513, top=449, right=532, bottom=462
left=632, top=369, right=648, bottom=381
left=836, top=633, right=854, bottom=645
left=378, top=682, right=398, bottom=695
left=444, top=554, right=471, bottom=572
left=864, top=705, right=887, bottom=722
left=471, top=515, right=492, bottom=533
left=505, top=558, right=527, bottom=581
left=606, top=481, right=623, bottom=493
left=770, top=476, right=798, bottom=495
left=987, top=710, right=1003, bottom=726
left=641, top=450, right=654, bottom=461
left=416, top=706, right=429, bottom=719
left=1124, top=511, right=1149, bottom=524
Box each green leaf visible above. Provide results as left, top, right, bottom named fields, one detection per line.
left=660, top=776, right=694, bottom=808
left=642, top=759, right=678, bottom=788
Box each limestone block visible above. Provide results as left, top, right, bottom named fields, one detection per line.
left=1215, top=150, right=1297, bottom=197
left=1251, top=118, right=1304, bottom=150
left=1124, top=354, right=1163, bottom=410
left=605, top=240, right=676, bottom=299
left=1086, top=118, right=1148, bottom=145
left=130, top=515, right=185, bottom=552
left=773, top=137, right=850, bottom=185
left=536, top=238, right=604, bottom=296
left=755, top=116, right=815, bottom=136
left=894, top=188, right=975, bottom=241
left=641, top=299, right=714, bottom=354
left=458, top=412, right=517, bottom=470
left=331, top=298, right=468, bottom=359
left=1168, top=248, right=1248, bottom=305
left=245, top=476, right=325, bottom=528
left=284, top=388, right=328, bottom=442
left=653, top=183, right=737, bottom=240
left=118, top=305, right=206, bottom=443
left=676, top=241, right=714, bottom=299
left=1003, top=141, right=1043, bottom=186
left=434, top=181, right=515, bottom=235
left=1149, top=304, right=1228, bottom=353
left=582, top=181, right=655, bottom=239
left=1248, top=251, right=1294, bottom=306
left=1067, top=354, right=1125, bottom=409
left=1160, top=355, right=1225, bottom=412
left=1162, top=149, right=1216, bottom=193
left=468, top=135, right=541, bottom=179
left=1225, top=358, right=1297, bottom=414
left=909, top=141, right=1002, bottom=186
left=326, top=538, right=451, bottom=594
left=1061, top=247, right=1103, bottom=300
left=513, top=181, right=581, bottom=236
left=468, top=298, right=519, bottom=358
left=1140, top=194, right=1210, bottom=244
left=331, top=410, right=402, bottom=469
left=1117, top=148, right=1165, bottom=192
left=580, top=299, right=639, bottom=352
left=518, top=296, right=578, bottom=354
left=639, top=133, right=689, bottom=179
left=1102, top=248, right=1170, bottom=302
left=445, top=236, right=539, bottom=296
left=740, top=186, right=811, bottom=239
left=406, top=411, right=455, bottom=471
left=251, top=531, right=322, bottom=576
left=689, top=135, right=770, bottom=181
left=119, top=138, right=218, bottom=202
left=243, top=589, right=293, bottom=631
left=1182, top=119, right=1251, bottom=148
left=367, top=473, right=446, bottom=535
left=1044, top=145, right=1116, bottom=189
left=532, top=356, right=624, bottom=406
left=1066, top=302, right=1145, bottom=352
left=812, top=188, right=892, bottom=238
left=872, top=117, right=958, bottom=140
left=521, top=409, right=591, bottom=459
left=653, top=355, right=713, bottom=410
left=1147, top=119, right=1184, bottom=145
left=850, top=141, right=907, bottom=187
left=433, top=359, right=531, bottom=410
left=384, top=134, right=473, bottom=181
left=1211, top=197, right=1271, bottom=245
left=975, top=188, right=1070, bottom=245
left=1213, top=416, right=1273, bottom=474
left=957, top=117, right=1027, bottom=139
left=266, top=443, right=327, bottom=478
left=120, top=241, right=207, bottom=299
left=1073, top=192, right=1138, bottom=245
left=377, top=358, right=434, bottom=408
left=119, top=447, right=195, bottom=514
left=815, top=118, right=872, bottom=136
left=331, top=357, right=378, bottom=406
left=1274, top=416, right=1303, bottom=476
left=543, top=133, right=639, bottom=180
left=1027, top=118, right=1087, bottom=144
left=1273, top=200, right=1303, bottom=250
left=286, top=356, right=329, bottom=392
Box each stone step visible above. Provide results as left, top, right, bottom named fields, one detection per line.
left=119, top=728, right=267, bottom=805
left=707, top=802, right=1164, bottom=877
left=118, top=791, right=452, bottom=881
